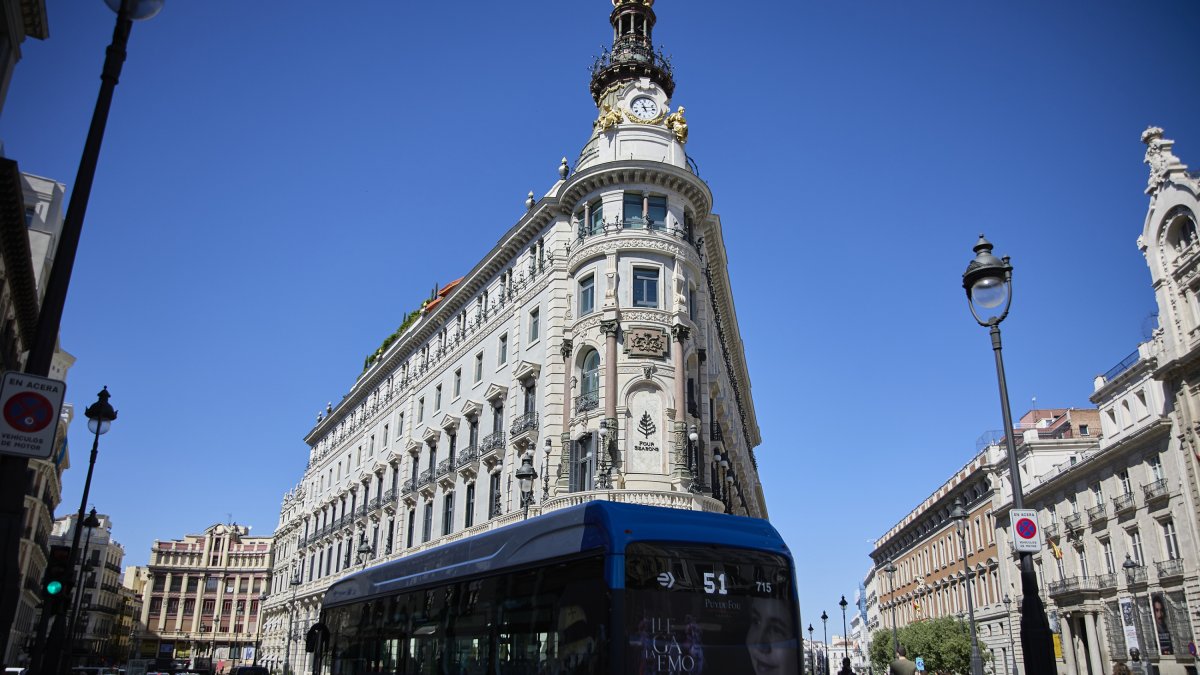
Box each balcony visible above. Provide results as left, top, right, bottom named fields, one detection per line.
left=368, top=496, right=381, bottom=512
left=1156, top=558, right=1185, bottom=579
left=1044, top=524, right=1059, bottom=541
left=402, top=477, right=418, bottom=495
left=1096, top=573, right=1118, bottom=590
left=1112, top=492, right=1136, bottom=514
left=355, top=504, right=368, bottom=518
left=1086, top=503, right=1107, bottom=524
left=574, top=391, right=599, bottom=413
left=1144, top=479, right=1169, bottom=504
left=382, top=488, right=396, bottom=504
left=457, top=445, right=479, bottom=468
left=1064, top=513, right=1084, bottom=531
left=437, top=458, right=452, bottom=477
left=480, top=431, right=506, bottom=456
left=1048, top=576, right=1096, bottom=597
left=710, top=421, right=723, bottom=442
left=512, top=411, right=539, bottom=438
left=418, top=469, right=433, bottom=487
left=1125, top=565, right=1148, bottom=585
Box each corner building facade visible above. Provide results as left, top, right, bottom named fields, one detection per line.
left=262, top=1, right=766, bottom=670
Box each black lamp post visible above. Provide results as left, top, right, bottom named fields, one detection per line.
left=839, top=595, right=850, bottom=667
left=1002, top=594, right=1015, bottom=675
left=883, top=560, right=899, bottom=657
left=951, top=498, right=985, bottom=675
left=963, top=234, right=1056, bottom=673
left=687, top=424, right=699, bottom=484
left=1123, top=554, right=1146, bottom=665
left=515, top=450, right=538, bottom=519
left=66, top=507, right=101, bottom=664
left=253, top=592, right=267, bottom=666
left=807, top=624, right=815, bottom=675
left=821, top=611, right=829, bottom=675
left=356, top=533, right=373, bottom=567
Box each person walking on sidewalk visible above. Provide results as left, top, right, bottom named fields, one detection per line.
left=889, top=646, right=917, bottom=675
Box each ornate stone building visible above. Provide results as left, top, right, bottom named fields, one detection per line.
left=262, top=1, right=765, bottom=671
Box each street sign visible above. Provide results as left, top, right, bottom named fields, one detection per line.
left=0, top=371, right=65, bottom=459
left=1011, top=508, right=1043, bottom=553
left=915, top=656, right=925, bottom=671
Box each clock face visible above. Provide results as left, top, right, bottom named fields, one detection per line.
left=630, top=96, right=659, bottom=120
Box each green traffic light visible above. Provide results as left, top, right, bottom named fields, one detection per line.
left=46, top=580, right=62, bottom=595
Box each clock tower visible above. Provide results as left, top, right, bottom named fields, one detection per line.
left=577, top=0, right=689, bottom=172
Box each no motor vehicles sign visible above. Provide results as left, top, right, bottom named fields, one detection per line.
left=0, top=371, right=65, bottom=460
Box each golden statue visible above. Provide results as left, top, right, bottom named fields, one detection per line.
left=665, top=106, right=688, bottom=144
left=594, top=103, right=623, bottom=132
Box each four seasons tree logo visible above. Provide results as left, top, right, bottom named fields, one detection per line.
left=639, top=412, right=657, bottom=438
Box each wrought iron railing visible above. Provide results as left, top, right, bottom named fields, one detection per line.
left=1096, top=573, right=1118, bottom=589
left=512, top=411, right=539, bottom=436
left=481, top=431, right=506, bottom=455
left=418, top=469, right=433, bottom=486
left=1102, top=350, right=1141, bottom=382
left=710, top=421, right=723, bottom=442
left=437, top=459, right=452, bottom=477
left=1112, top=492, right=1136, bottom=513
left=1144, top=478, right=1169, bottom=502
left=1125, top=566, right=1148, bottom=585
left=356, top=505, right=368, bottom=518
left=457, top=445, right=479, bottom=468
left=575, top=391, right=599, bottom=413
left=368, top=497, right=381, bottom=511
left=1048, top=576, right=1095, bottom=596
left=382, top=488, right=396, bottom=504
left=1044, top=524, right=1059, bottom=541
left=1156, top=558, right=1185, bottom=578
left=489, top=494, right=502, bottom=519
left=1064, top=513, right=1084, bottom=530
left=1086, top=503, right=1107, bottom=523
left=402, top=478, right=417, bottom=494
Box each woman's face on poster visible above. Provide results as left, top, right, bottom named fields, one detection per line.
left=746, top=598, right=793, bottom=675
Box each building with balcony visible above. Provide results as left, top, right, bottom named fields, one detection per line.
left=262, top=1, right=766, bottom=671
left=48, top=512, right=127, bottom=667
left=139, top=523, right=272, bottom=671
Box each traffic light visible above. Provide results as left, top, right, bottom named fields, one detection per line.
left=43, top=545, right=72, bottom=599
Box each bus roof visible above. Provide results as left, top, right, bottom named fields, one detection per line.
left=323, top=501, right=789, bottom=609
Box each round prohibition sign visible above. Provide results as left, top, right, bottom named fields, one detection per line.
left=3, top=391, right=54, bottom=433
left=1015, top=517, right=1038, bottom=540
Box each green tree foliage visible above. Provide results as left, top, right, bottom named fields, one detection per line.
left=868, top=617, right=991, bottom=674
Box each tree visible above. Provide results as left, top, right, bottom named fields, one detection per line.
left=868, top=617, right=991, bottom=674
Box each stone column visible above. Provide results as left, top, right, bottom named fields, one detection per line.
left=557, top=339, right=573, bottom=497
left=601, top=320, right=619, bottom=420
left=671, top=324, right=689, bottom=421
left=1083, top=612, right=1104, bottom=675
left=1060, top=614, right=1078, bottom=675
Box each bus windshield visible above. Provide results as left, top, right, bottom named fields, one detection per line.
left=625, top=543, right=800, bottom=675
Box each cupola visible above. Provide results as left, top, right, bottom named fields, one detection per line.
left=589, top=0, right=674, bottom=104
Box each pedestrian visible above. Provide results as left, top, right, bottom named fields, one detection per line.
left=838, top=656, right=855, bottom=674
left=1112, top=663, right=1131, bottom=675
left=889, top=645, right=917, bottom=675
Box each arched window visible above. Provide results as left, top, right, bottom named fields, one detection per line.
left=582, top=350, right=601, bottom=396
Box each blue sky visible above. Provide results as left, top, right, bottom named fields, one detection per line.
left=3, top=0, right=1199, bottom=636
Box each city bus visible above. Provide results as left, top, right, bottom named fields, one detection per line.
left=314, top=501, right=801, bottom=674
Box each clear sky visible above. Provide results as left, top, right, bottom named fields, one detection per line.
left=3, top=0, right=1199, bottom=638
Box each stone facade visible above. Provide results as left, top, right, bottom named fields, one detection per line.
left=49, top=512, right=127, bottom=667
left=261, top=1, right=766, bottom=671
left=139, top=523, right=273, bottom=671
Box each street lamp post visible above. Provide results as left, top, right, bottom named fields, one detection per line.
left=686, top=424, right=699, bottom=487
left=1123, top=554, right=1147, bottom=668
left=515, top=450, right=538, bottom=520
left=285, top=568, right=300, bottom=675
left=1002, top=594, right=1015, bottom=675
left=0, top=0, right=162, bottom=661
left=839, top=595, right=850, bottom=667
left=66, top=508, right=101, bottom=666
left=253, top=592, right=267, bottom=666
left=821, top=611, right=829, bottom=675
left=54, top=390, right=117, bottom=673
left=963, top=234, right=1056, bottom=673
left=807, top=624, right=816, bottom=675
left=356, top=534, right=373, bottom=567
left=883, top=560, right=899, bottom=657
left=952, top=498, right=985, bottom=675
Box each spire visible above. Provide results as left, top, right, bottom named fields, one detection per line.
left=589, top=0, right=674, bottom=105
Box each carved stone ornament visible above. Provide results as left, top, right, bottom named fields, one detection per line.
left=600, top=319, right=621, bottom=337
left=643, top=364, right=657, bottom=380
left=560, top=338, right=574, bottom=360
left=1143, top=126, right=1188, bottom=195
left=626, top=327, right=669, bottom=358
left=670, top=324, right=691, bottom=342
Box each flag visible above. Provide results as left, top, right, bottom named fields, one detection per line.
left=54, top=437, right=68, bottom=469
left=1049, top=538, right=1063, bottom=560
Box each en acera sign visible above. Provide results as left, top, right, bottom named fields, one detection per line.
left=0, top=371, right=65, bottom=460
left=1011, top=508, right=1043, bottom=553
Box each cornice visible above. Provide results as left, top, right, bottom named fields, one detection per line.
left=559, top=161, right=712, bottom=222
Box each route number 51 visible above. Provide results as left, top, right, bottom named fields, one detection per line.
left=703, top=572, right=729, bottom=595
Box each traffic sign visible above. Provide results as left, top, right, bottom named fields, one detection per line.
left=0, top=371, right=65, bottom=459
left=915, top=656, right=925, bottom=671
left=1011, top=509, right=1043, bottom=553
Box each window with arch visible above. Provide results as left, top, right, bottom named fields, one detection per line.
left=582, top=349, right=601, bottom=398
left=1165, top=207, right=1198, bottom=254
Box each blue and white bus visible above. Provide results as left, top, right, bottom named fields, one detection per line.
left=314, top=501, right=800, bottom=674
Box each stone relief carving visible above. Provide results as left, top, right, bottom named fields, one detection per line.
left=569, top=237, right=688, bottom=270
left=626, top=327, right=669, bottom=357
left=1143, top=126, right=1187, bottom=195
left=670, top=324, right=691, bottom=342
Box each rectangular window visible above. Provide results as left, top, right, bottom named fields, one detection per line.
left=435, top=385, right=442, bottom=411
left=1130, top=529, right=1145, bottom=565
left=474, top=353, right=484, bottom=382
left=1103, top=540, right=1116, bottom=574
left=1149, top=455, right=1163, bottom=481
left=398, top=412, right=405, bottom=437
left=149, top=598, right=162, bottom=614
left=406, top=509, right=415, bottom=548
left=184, top=598, right=195, bottom=615
left=528, top=309, right=540, bottom=342
left=203, top=599, right=215, bottom=614
left=623, top=192, right=645, bottom=226
left=166, top=598, right=179, bottom=614
left=493, top=403, right=504, bottom=432
left=1077, top=545, right=1089, bottom=578
left=590, top=199, right=604, bottom=233
left=1163, top=519, right=1180, bottom=560
left=499, top=334, right=508, bottom=365
left=1079, top=424, right=1090, bottom=437
left=465, top=484, right=475, bottom=528
left=422, top=502, right=433, bottom=543
left=417, top=397, right=425, bottom=423
left=632, top=267, right=659, bottom=308
left=382, top=424, right=389, bottom=447
left=1092, top=483, right=1104, bottom=506
left=524, top=382, right=537, bottom=414
left=489, top=472, right=502, bottom=518
left=454, top=369, right=462, bottom=397
left=647, top=195, right=667, bottom=229
left=1119, top=470, right=1131, bottom=494
left=579, top=275, right=595, bottom=316
left=442, top=492, right=455, bottom=536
